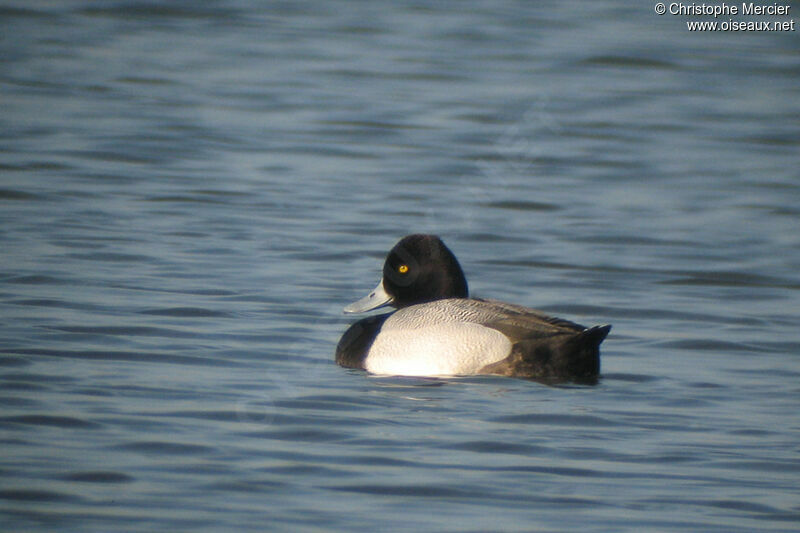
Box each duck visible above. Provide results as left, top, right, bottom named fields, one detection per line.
left=335, top=234, right=610, bottom=383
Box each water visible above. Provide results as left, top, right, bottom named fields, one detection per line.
left=1, top=1, right=799, bottom=531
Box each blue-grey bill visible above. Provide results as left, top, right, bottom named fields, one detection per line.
left=343, top=280, right=394, bottom=314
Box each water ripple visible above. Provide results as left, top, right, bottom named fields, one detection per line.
left=61, top=471, right=134, bottom=483
left=0, top=415, right=100, bottom=430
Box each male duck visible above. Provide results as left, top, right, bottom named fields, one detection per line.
left=336, top=234, right=610, bottom=383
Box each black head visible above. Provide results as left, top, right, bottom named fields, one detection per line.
left=381, top=234, right=468, bottom=308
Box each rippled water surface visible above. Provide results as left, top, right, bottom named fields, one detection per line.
left=2, top=1, right=799, bottom=531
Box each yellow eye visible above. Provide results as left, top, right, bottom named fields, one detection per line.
left=398, top=264, right=409, bottom=274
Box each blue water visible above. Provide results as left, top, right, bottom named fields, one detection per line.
left=2, top=1, right=799, bottom=531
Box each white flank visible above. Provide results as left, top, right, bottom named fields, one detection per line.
left=364, top=323, right=512, bottom=376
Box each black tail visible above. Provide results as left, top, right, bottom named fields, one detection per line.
left=567, top=324, right=611, bottom=383
left=582, top=324, right=611, bottom=347
left=482, top=324, right=611, bottom=384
